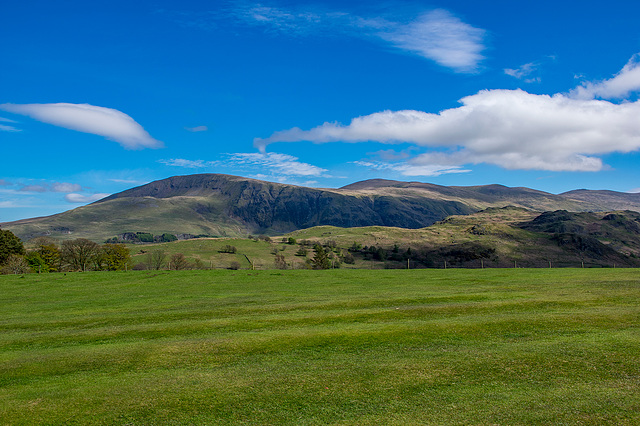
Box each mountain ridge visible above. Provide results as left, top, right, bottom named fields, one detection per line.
left=3, top=173, right=640, bottom=242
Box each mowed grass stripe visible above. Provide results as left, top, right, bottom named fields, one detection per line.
left=1, top=269, right=639, bottom=424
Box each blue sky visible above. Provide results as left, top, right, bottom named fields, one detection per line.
left=2, top=0, right=640, bottom=222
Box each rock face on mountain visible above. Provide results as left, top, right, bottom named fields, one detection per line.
left=3, top=173, right=639, bottom=242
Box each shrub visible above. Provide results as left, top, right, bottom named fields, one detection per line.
left=219, top=245, right=237, bottom=254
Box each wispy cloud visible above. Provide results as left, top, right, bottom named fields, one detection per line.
left=185, top=125, right=208, bottom=132
left=196, top=3, right=486, bottom=73
left=353, top=161, right=469, bottom=177
left=0, top=124, right=20, bottom=132
left=160, top=152, right=328, bottom=177
left=17, top=182, right=82, bottom=193
left=160, top=158, right=214, bottom=168
left=0, top=103, right=163, bottom=149
left=504, top=62, right=541, bottom=83
left=64, top=193, right=110, bottom=203
left=571, top=53, right=640, bottom=100
left=378, top=10, right=485, bottom=73
left=256, top=86, right=640, bottom=172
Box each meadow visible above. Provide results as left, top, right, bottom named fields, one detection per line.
left=1, top=269, right=639, bottom=424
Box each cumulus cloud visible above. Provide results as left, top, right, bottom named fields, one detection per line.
left=0, top=103, right=163, bottom=149
left=229, top=4, right=485, bottom=72
left=65, top=193, right=110, bottom=203
left=571, top=54, right=640, bottom=100
left=256, top=89, right=640, bottom=172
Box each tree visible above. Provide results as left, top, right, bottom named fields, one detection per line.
left=0, top=229, right=25, bottom=266
left=146, top=250, right=167, bottom=270
left=295, top=246, right=308, bottom=257
left=102, top=243, right=133, bottom=271
left=274, top=253, right=287, bottom=269
left=287, top=237, right=296, bottom=245
left=169, top=253, right=190, bottom=270
left=311, top=244, right=331, bottom=270
left=61, top=238, right=101, bottom=272
left=35, top=243, right=60, bottom=272
left=1, top=254, right=30, bottom=274
left=219, top=245, right=237, bottom=254
left=25, top=251, right=48, bottom=273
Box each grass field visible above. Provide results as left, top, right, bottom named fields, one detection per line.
left=1, top=269, right=639, bottom=424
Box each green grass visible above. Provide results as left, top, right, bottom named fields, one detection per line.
left=1, top=269, right=639, bottom=424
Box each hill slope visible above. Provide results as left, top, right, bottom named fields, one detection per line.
left=2, top=174, right=639, bottom=242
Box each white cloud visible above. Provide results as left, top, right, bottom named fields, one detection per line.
left=379, top=10, right=485, bottom=73
left=504, top=62, right=541, bottom=83
left=353, top=161, right=469, bottom=177
left=159, top=158, right=214, bottom=168
left=0, top=124, right=20, bottom=132
left=51, top=182, right=82, bottom=193
left=160, top=152, right=328, bottom=177
left=226, top=152, right=327, bottom=176
left=0, top=103, right=163, bottom=149
left=230, top=4, right=485, bottom=72
left=256, top=88, right=640, bottom=172
left=571, top=53, right=640, bottom=100
left=186, top=125, right=208, bottom=132
left=17, top=181, right=82, bottom=193
left=64, top=193, right=110, bottom=203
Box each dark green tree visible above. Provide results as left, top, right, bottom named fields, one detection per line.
left=0, top=229, right=25, bottom=266
left=311, top=244, right=331, bottom=270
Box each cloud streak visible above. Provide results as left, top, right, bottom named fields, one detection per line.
left=229, top=4, right=486, bottom=72
left=17, top=182, right=82, bottom=193
left=64, top=193, right=110, bottom=203
left=0, top=103, right=163, bottom=149
left=160, top=152, right=328, bottom=177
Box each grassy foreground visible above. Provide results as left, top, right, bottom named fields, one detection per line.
left=1, top=269, right=639, bottom=425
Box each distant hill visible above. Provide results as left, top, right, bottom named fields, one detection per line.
left=2, top=173, right=639, bottom=242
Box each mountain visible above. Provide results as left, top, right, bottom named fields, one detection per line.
left=2, top=173, right=639, bottom=242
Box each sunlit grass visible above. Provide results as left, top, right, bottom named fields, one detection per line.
left=1, top=269, right=639, bottom=424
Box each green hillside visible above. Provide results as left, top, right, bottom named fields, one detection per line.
left=121, top=207, right=640, bottom=270
left=4, top=173, right=638, bottom=243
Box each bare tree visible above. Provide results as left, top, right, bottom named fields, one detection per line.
left=169, top=253, right=190, bottom=270
left=60, top=238, right=101, bottom=272
left=147, top=250, right=167, bottom=270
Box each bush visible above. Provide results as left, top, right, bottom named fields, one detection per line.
left=219, top=245, right=237, bottom=254
left=229, top=261, right=241, bottom=270
left=1, top=254, right=30, bottom=275
left=169, top=253, right=190, bottom=270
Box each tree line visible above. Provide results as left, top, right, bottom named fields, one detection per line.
left=0, top=230, right=133, bottom=274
